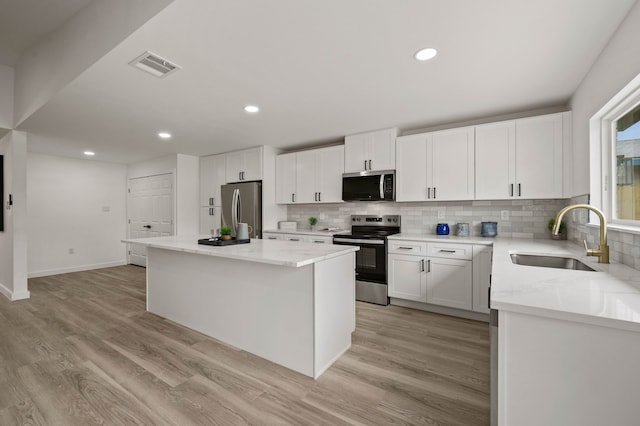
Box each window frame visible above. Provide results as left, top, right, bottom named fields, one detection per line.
left=591, top=72, right=640, bottom=230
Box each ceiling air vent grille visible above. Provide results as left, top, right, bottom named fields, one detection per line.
left=129, top=51, right=181, bottom=78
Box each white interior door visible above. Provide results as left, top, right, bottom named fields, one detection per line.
left=128, top=173, right=174, bottom=267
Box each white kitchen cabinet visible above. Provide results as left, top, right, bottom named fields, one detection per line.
left=306, top=235, right=333, bottom=244
left=199, top=206, right=221, bottom=235
left=344, top=128, right=398, bottom=172
left=475, top=120, right=516, bottom=200
left=275, top=153, right=297, bottom=204
left=275, top=145, right=344, bottom=204
left=225, top=146, right=263, bottom=183
left=472, top=245, right=492, bottom=314
left=396, top=127, right=475, bottom=201
left=426, top=256, right=472, bottom=310
left=263, top=232, right=284, bottom=240
left=388, top=239, right=474, bottom=311
left=425, top=242, right=473, bottom=310
left=199, top=154, right=226, bottom=207
left=388, top=253, right=427, bottom=302
left=475, top=112, right=566, bottom=199
left=515, top=113, right=564, bottom=199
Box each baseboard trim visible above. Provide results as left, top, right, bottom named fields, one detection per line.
left=28, top=260, right=128, bottom=278
left=390, top=298, right=489, bottom=322
left=0, top=281, right=31, bottom=301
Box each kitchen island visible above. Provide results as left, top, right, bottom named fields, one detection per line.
left=491, top=238, right=640, bottom=426
left=122, top=235, right=359, bottom=379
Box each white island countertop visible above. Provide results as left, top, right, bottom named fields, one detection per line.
left=123, top=235, right=359, bottom=268
left=491, top=238, right=640, bottom=331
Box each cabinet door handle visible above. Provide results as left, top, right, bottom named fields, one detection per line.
left=239, top=171, right=242, bottom=181
left=312, top=240, right=325, bottom=243
left=368, top=159, right=372, bottom=170
left=289, top=238, right=300, bottom=241
left=510, top=183, right=514, bottom=197
left=291, top=193, right=295, bottom=203
left=209, top=208, right=214, bottom=216
left=433, top=187, right=437, bottom=199
left=438, top=249, right=456, bottom=253
left=364, top=160, right=368, bottom=170
left=518, top=183, right=522, bottom=197
left=398, top=247, right=413, bottom=250
left=427, top=259, right=431, bottom=273
left=209, top=197, right=213, bottom=206
left=318, top=192, right=321, bottom=202
left=420, top=259, right=425, bottom=272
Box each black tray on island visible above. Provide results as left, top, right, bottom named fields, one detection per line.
left=198, top=237, right=250, bottom=246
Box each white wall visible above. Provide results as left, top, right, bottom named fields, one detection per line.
left=13, top=0, right=172, bottom=126
left=127, top=154, right=176, bottom=179
left=0, top=64, right=13, bottom=129
left=0, top=131, right=29, bottom=300
left=27, top=153, right=127, bottom=277
left=570, top=1, right=640, bottom=196
left=127, top=154, right=199, bottom=235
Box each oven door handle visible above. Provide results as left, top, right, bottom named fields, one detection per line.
left=333, top=238, right=385, bottom=245
left=379, top=174, right=384, bottom=199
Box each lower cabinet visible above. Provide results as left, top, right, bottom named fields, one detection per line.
left=388, top=253, right=426, bottom=302
left=262, top=232, right=334, bottom=244
left=426, top=257, right=472, bottom=310
left=388, top=239, right=490, bottom=314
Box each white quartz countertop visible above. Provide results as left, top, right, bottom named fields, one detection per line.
left=388, top=232, right=494, bottom=245
left=491, top=238, right=640, bottom=331
left=122, top=235, right=359, bottom=268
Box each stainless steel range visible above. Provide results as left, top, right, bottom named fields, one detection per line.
left=333, top=215, right=401, bottom=305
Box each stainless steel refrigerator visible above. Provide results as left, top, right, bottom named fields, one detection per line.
left=221, top=181, right=262, bottom=238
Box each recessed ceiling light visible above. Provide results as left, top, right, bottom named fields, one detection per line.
left=244, top=105, right=260, bottom=113
left=158, top=132, right=172, bottom=139
left=414, top=48, right=438, bottom=61
left=84, top=151, right=95, bottom=156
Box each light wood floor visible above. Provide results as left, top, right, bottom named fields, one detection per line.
left=0, top=266, right=489, bottom=425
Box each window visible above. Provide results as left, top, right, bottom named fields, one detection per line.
left=590, top=71, right=640, bottom=229
left=613, top=105, right=640, bottom=221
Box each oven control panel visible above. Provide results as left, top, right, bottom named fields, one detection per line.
left=351, top=215, right=400, bottom=226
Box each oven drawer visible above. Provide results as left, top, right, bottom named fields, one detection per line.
left=388, top=241, right=427, bottom=255
left=427, top=243, right=473, bottom=260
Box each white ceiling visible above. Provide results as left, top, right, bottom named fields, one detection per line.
left=12, top=0, right=639, bottom=163
left=0, top=0, right=94, bottom=66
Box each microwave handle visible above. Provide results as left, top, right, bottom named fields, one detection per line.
left=380, top=174, right=384, bottom=199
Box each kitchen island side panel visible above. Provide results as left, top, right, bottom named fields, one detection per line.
left=313, top=253, right=356, bottom=378
left=146, top=247, right=315, bottom=377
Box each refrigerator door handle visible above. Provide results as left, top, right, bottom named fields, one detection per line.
left=231, top=188, right=239, bottom=233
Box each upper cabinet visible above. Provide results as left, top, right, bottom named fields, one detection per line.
left=475, top=112, right=566, bottom=199
left=396, top=127, right=475, bottom=202
left=199, top=154, right=226, bottom=206
left=275, top=153, right=297, bottom=204
left=226, top=146, right=263, bottom=183
left=276, top=145, right=344, bottom=204
left=344, top=128, right=398, bottom=172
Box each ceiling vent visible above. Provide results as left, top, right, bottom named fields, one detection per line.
left=129, top=51, right=181, bottom=78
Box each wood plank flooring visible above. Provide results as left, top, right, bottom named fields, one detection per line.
left=0, top=266, right=489, bottom=425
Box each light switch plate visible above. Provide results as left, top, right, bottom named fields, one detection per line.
left=437, top=207, right=445, bottom=219
left=501, top=210, right=510, bottom=220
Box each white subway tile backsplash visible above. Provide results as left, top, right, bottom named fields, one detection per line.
left=286, top=199, right=568, bottom=238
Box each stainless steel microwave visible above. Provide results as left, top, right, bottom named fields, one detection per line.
left=342, top=170, right=395, bottom=201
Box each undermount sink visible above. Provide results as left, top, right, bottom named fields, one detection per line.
left=510, top=253, right=596, bottom=272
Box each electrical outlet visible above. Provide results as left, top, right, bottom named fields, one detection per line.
left=68, top=248, right=74, bottom=254
left=437, top=207, right=445, bottom=219
left=501, top=210, right=510, bottom=221
left=319, top=212, right=326, bottom=220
